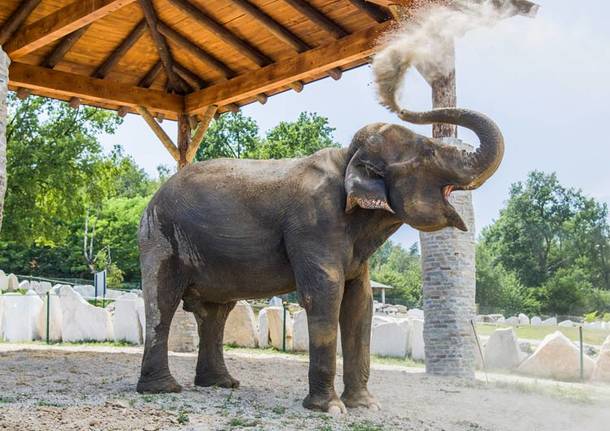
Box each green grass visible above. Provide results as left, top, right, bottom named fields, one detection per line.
left=348, top=421, right=385, bottom=431
left=475, top=323, right=610, bottom=346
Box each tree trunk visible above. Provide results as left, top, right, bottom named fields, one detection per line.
left=419, top=42, right=477, bottom=378
left=0, top=48, right=9, bottom=232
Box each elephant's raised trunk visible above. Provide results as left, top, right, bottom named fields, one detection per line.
left=397, top=107, right=504, bottom=190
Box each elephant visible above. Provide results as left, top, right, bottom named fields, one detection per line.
left=135, top=103, right=503, bottom=413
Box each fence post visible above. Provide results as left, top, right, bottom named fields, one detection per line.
left=46, top=291, right=50, bottom=344
left=282, top=301, right=287, bottom=352
left=579, top=325, right=584, bottom=381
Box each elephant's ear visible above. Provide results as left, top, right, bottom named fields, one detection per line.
left=344, top=148, right=394, bottom=214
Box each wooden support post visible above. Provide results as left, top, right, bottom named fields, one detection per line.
left=136, top=105, right=179, bottom=161
left=186, top=105, right=217, bottom=163
left=177, top=113, right=191, bottom=169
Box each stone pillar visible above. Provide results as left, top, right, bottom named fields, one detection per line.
left=0, top=47, right=9, bottom=231
left=168, top=301, right=198, bottom=353
left=420, top=139, right=476, bottom=378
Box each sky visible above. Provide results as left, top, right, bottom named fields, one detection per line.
left=99, top=0, right=610, bottom=249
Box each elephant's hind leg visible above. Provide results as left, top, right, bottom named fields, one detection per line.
left=193, top=301, right=240, bottom=389
left=137, top=257, right=184, bottom=394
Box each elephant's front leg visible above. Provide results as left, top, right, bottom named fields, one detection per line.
left=296, top=264, right=346, bottom=414
left=340, top=267, right=380, bottom=410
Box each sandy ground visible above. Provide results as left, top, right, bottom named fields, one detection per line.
left=0, top=344, right=609, bottom=431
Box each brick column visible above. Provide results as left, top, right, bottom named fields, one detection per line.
left=0, top=47, right=9, bottom=231
left=420, top=138, right=476, bottom=378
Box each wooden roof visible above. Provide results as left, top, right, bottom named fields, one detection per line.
left=0, top=0, right=407, bottom=120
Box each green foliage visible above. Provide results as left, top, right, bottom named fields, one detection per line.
left=478, top=171, right=610, bottom=315
left=195, top=111, right=339, bottom=161
left=370, top=241, right=422, bottom=307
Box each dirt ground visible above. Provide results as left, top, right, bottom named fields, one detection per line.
left=0, top=345, right=609, bottom=431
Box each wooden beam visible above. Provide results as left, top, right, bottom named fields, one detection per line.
left=289, top=81, right=304, bottom=93
left=177, top=113, right=191, bottom=169
left=173, top=63, right=207, bottom=90
left=138, top=60, right=162, bottom=88
left=283, top=0, right=348, bottom=39
left=229, top=0, right=309, bottom=52
left=328, top=68, right=342, bottom=80
left=117, top=106, right=129, bottom=117
left=4, top=0, right=136, bottom=58
left=0, top=0, right=41, bottom=45
left=16, top=87, right=31, bottom=99
left=167, top=0, right=272, bottom=67
left=68, top=97, right=81, bottom=109
left=10, top=62, right=183, bottom=116
left=347, top=0, right=390, bottom=22
left=157, top=21, right=235, bottom=78
left=186, top=21, right=391, bottom=114
left=92, top=19, right=146, bottom=79
left=41, top=25, right=90, bottom=69
left=138, top=0, right=182, bottom=92
left=186, top=105, right=217, bottom=163
left=137, top=106, right=180, bottom=160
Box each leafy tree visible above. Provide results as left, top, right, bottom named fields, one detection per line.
left=195, top=112, right=260, bottom=160
left=370, top=241, right=422, bottom=307
left=250, top=112, right=340, bottom=159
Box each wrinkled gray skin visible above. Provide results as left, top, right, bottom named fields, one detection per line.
left=136, top=108, right=503, bottom=413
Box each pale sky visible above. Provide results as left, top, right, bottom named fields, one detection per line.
left=99, top=0, right=610, bottom=248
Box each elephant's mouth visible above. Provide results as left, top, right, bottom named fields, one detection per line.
left=442, top=185, right=455, bottom=201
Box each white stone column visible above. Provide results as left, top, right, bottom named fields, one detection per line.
left=420, top=138, right=476, bottom=378
left=0, top=47, right=9, bottom=231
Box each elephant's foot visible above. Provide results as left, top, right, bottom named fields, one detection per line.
left=341, top=389, right=381, bottom=410
left=137, top=373, right=182, bottom=394
left=303, top=392, right=347, bottom=415
left=195, top=372, right=240, bottom=389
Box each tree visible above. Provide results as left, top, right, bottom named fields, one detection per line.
left=195, top=112, right=260, bottom=161
left=250, top=112, right=340, bottom=159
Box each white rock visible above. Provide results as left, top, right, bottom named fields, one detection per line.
left=269, top=296, right=283, bottom=307
left=542, top=317, right=557, bottom=326
left=36, top=285, right=63, bottom=341
left=258, top=308, right=269, bottom=348
left=112, top=293, right=142, bottom=344
left=0, top=270, right=7, bottom=291
left=483, top=327, right=522, bottom=370
left=224, top=301, right=258, bottom=348
left=496, top=316, right=506, bottom=324
left=373, top=315, right=394, bottom=327
left=518, top=331, right=594, bottom=380
left=371, top=319, right=409, bottom=358
left=6, top=274, right=19, bottom=292
left=408, top=318, right=425, bottom=361
left=518, top=313, right=530, bottom=325
left=2, top=291, right=43, bottom=341
left=264, top=306, right=293, bottom=351
left=505, top=316, right=519, bottom=326
left=531, top=316, right=542, bottom=326
left=58, top=285, right=113, bottom=342
left=592, top=335, right=610, bottom=383
left=292, top=309, right=309, bottom=352
left=19, top=280, right=30, bottom=291
left=407, top=308, right=424, bottom=320
left=105, top=289, right=125, bottom=300
left=135, top=297, right=145, bottom=340
left=558, top=320, right=575, bottom=328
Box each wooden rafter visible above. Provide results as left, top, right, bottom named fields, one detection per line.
left=186, top=105, right=218, bottom=163
left=0, top=0, right=41, bottom=45
left=9, top=62, right=183, bottom=117
left=138, top=0, right=183, bottom=93
left=167, top=0, right=272, bottom=67
left=173, top=62, right=207, bottom=90
left=137, top=106, right=180, bottom=161
left=138, top=60, right=162, bottom=88
left=157, top=21, right=235, bottom=78
left=4, top=0, right=136, bottom=58
left=229, top=0, right=309, bottom=53
left=40, top=25, right=90, bottom=69
left=347, top=0, right=390, bottom=22
left=186, top=20, right=391, bottom=114
left=283, top=0, right=348, bottom=39
left=92, top=19, right=146, bottom=79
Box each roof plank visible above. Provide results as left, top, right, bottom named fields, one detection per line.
left=92, top=19, right=146, bottom=79
left=0, top=0, right=41, bottom=45
left=186, top=21, right=391, bottom=114
left=283, top=0, right=348, bottom=39
left=4, top=0, right=137, bottom=58
left=9, top=61, right=183, bottom=116
left=40, top=25, right=90, bottom=69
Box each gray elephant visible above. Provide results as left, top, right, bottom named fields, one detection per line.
left=136, top=101, right=503, bottom=413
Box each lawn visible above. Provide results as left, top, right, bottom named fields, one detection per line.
left=475, top=323, right=610, bottom=346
